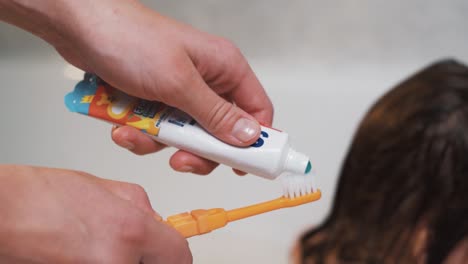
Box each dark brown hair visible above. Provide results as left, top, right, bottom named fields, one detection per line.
left=300, top=59, right=468, bottom=263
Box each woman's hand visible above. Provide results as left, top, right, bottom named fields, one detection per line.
left=74, top=1, right=273, bottom=175
left=1, top=0, right=273, bottom=173
left=5, top=0, right=274, bottom=175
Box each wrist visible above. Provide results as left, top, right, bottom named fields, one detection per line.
left=0, top=0, right=78, bottom=45
left=0, top=0, right=139, bottom=50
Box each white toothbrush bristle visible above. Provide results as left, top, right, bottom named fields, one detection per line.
left=288, top=178, right=294, bottom=198
left=295, top=175, right=302, bottom=197
left=300, top=175, right=307, bottom=196
left=291, top=177, right=297, bottom=198
left=281, top=172, right=316, bottom=198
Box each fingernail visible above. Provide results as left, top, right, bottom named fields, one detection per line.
left=178, top=166, right=195, bottom=173
left=121, top=141, right=135, bottom=150
left=232, top=118, right=259, bottom=143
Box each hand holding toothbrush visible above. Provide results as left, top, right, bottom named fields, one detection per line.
left=0, top=0, right=274, bottom=175
left=0, top=165, right=192, bottom=264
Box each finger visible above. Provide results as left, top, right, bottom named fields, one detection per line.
left=170, top=150, right=219, bottom=175
left=226, top=64, right=274, bottom=126
left=111, top=126, right=166, bottom=155
left=219, top=87, right=272, bottom=128
left=97, top=179, right=160, bottom=218
left=172, top=65, right=261, bottom=147
left=140, top=216, right=193, bottom=264
left=98, top=181, right=191, bottom=263
left=232, top=168, right=247, bottom=176
left=186, top=37, right=274, bottom=127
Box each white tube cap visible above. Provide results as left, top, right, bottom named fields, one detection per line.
left=284, top=148, right=311, bottom=175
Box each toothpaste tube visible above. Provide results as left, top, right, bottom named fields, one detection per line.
left=65, top=73, right=311, bottom=180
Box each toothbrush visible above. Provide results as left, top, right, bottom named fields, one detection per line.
left=160, top=181, right=321, bottom=238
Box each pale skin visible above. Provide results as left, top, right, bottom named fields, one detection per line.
left=0, top=165, right=192, bottom=264
left=0, top=0, right=274, bottom=262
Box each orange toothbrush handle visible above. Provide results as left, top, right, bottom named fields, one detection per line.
left=164, top=208, right=229, bottom=238
left=163, top=190, right=321, bottom=238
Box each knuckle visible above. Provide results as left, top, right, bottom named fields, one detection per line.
left=155, top=57, right=197, bottom=106
left=115, top=212, right=148, bottom=245
left=138, top=71, right=161, bottom=101
left=127, top=183, right=147, bottom=196
left=158, top=70, right=197, bottom=107
left=206, top=100, right=238, bottom=133
left=127, top=183, right=150, bottom=202
left=216, top=38, right=242, bottom=62
left=212, top=37, right=249, bottom=86
left=137, top=66, right=186, bottom=105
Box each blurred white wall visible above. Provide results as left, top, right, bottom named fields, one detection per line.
left=1, top=1, right=468, bottom=263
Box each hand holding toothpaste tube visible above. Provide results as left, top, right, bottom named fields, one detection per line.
left=0, top=0, right=274, bottom=175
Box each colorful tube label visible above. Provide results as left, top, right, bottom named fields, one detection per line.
left=65, top=74, right=169, bottom=136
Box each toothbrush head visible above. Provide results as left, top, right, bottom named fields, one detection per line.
left=281, top=172, right=316, bottom=199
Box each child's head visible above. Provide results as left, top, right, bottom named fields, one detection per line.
left=300, top=59, right=468, bottom=263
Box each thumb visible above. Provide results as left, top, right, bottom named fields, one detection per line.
left=175, top=72, right=261, bottom=146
